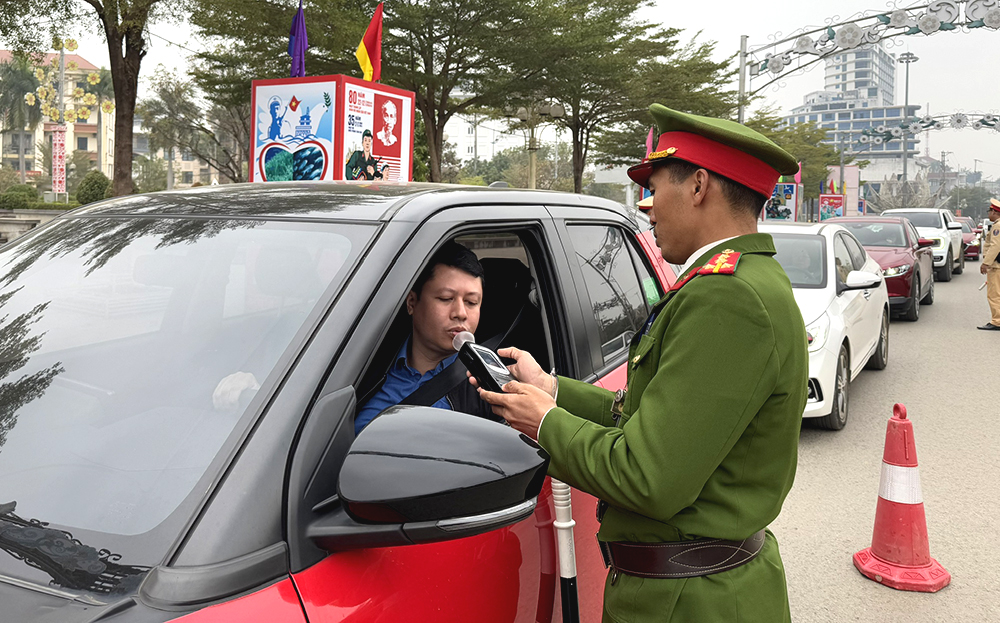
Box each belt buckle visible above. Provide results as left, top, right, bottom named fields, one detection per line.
left=596, top=536, right=620, bottom=585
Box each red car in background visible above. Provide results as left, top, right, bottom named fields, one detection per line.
left=827, top=216, right=935, bottom=321
left=956, top=216, right=981, bottom=260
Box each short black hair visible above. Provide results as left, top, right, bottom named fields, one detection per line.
left=412, top=241, right=485, bottom=296
left=657, top=159, right=769, bottom=218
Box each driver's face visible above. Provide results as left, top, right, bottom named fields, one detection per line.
left=407, top=265, right=482, bottom=358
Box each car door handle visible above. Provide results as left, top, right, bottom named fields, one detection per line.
left=862, top=290, right=872, bottom=300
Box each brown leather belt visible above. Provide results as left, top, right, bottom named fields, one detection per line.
left=598, top=529, right=766, bottom=580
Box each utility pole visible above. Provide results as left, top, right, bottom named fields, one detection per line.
left=738, top=35, right=748, bottom=124
left=898, top=52, right=919, bottom=208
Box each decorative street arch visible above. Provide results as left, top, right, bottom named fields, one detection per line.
left=860, top=111, right=1000, bottom=144
left=738, top=1, right=1000, bottom=121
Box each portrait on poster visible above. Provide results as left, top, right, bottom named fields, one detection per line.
left=252, top=79, right=336, bottom=182
left=343, top=82, right=412, bottom=182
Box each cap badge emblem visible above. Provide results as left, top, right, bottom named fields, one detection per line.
left=648, top=147, right=677, bottom=159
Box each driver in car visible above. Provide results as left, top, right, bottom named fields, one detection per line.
left=353, top=241, right=494, bottom=433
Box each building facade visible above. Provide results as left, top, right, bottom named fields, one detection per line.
left=0, top=51, right=115, bottom=182
left=782, top=44, right=920, bottom=181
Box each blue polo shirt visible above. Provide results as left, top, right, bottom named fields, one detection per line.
left=354, top=337, right=459, bottom=435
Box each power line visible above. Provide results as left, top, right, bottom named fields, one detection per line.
left=147, top=32, right=201, bottom=56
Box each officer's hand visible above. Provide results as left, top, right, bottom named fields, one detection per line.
left=981, top=262, right=989, bottom=275
left=497, top=347, right=552, bottom=395
left=366, top=165, right=374, bottom=175
left=477, top=381, right=555, bottom=440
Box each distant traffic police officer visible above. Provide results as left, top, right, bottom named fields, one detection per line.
left=978, top=198, right=1000, bottom=330
left=476, top=104, right=808, bottom=622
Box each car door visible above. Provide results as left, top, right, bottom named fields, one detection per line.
left=831, top=233, right=868, bottom=377
left=906, top=220, right=933, bottom=294
left=944, top=211, right=963, bottom=259
left=285, top=204, right=592, bottom=623
left=843, top=232, right=885, bottom=360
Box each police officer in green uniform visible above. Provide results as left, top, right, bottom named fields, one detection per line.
left=475, top=104, right=808, bottom=622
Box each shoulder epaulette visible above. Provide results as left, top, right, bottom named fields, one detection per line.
left=697, top=249, right=742, bottom=275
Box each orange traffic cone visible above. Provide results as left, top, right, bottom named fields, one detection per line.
left=853, top=404, right=950, bottom=592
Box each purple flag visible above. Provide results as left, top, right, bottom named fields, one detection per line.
left=288, top=0, right=309, bottom=78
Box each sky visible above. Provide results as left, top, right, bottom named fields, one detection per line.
left=67, top=0, right=1000, bottom=179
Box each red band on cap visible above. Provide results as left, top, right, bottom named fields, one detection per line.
left=629, top=131, right=781, bottom=197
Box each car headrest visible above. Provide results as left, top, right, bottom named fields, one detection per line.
left=476, top=258, right=533, bottom=341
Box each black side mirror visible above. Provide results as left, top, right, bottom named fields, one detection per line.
left=308, top=407, right=548, bottom=551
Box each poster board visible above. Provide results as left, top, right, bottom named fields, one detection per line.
left=819, top=194, right=845, bottom=221
left=765, top=183, right=799, bottom=221
left=250, top=74, right=415, bottom=183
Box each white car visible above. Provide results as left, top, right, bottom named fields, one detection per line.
left=760, top=222, right=890, bottom=430
left=882, top=208, right=965, bottom=281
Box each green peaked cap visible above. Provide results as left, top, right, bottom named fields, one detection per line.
left=649, top=104, right=799, bottom=175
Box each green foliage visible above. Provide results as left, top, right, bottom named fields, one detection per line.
left=546, top=3, right=735, bottom=190
left=0, top=168, right=19, bottom=193
left=66, top=151, right=96, bottom=196
left=0, top=193, right=28, bottom=210
left=584, top=182, right=626, bottom=202
left=133, top=155, right=168, bottom=193
left=746, top=109, right=845, bottom=201
left=76, top=170, right=111, bottom=205
left=139, top=67, right=250, bottom=183
left=5, top=184, right=37, bottom=199
left=947, top=185, right=993, bottom=220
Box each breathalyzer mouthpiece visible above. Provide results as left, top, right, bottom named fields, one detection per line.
left=452, top=331, right=475, bottom=352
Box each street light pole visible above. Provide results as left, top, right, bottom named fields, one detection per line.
left=898, top=52, right=919, bottom=198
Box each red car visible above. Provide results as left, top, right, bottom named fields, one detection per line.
left=827, top=216, right=935, bottom=321
left=0, top=184, right=675, bottom=623
left=957, top=216, right=981, bottom=260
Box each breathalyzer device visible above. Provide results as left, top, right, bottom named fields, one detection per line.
left=452, top=331, right=515, bottom=393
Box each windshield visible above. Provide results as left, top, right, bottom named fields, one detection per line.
left=838, top=222, right=908, bottom=248
left=886, top=211, right=942, bottom=228
left=0, top=216, right=372, bottom=596
left=771, top=234, right=827, bottom=288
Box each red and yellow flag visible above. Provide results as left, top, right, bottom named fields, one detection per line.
left=355, top=2, right=383, bottom=82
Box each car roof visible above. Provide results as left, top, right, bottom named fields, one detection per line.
left=826, top=216, right=908, bottom=224
left=883, top=208, right=945, bottom=213
left=758, top=221, right=828, bottom=235
left=70, top=182, right=629, bottom=223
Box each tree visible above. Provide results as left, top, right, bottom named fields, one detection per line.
left=383, top=0, right=552, bottom=182
left=85, top=67, right=114, bottom=175
left=947, top=185, right=992, bottom=220
left=746, top=109, right=846, bottom=201
left=0, top=56, right=41, bottom=183
left=76, top=169, right=110, bottom=204
left=138, top=68, right=249, bottom=184
left=133, top=154, right=167, bottom=193
left=592, top=37, right=736, bottom=170
left=0, top=0, right=177, bottom=196
left=67, top=150, right=96, bottom=196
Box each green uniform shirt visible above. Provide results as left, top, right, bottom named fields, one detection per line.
left=345, top=150, right=383, bottom=180
left=539, top=233, right=808, bottom=622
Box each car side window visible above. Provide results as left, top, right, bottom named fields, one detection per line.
left=906, top=222, right=920, bottom=246
left=843, top=234, right=868, bottom=270
left=833, top=235, right=854, bottom=282
left=566, top=225, right=650, bottom=366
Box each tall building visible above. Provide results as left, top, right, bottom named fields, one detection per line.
left=823, top=46, right=896, bottom=106
left=782, top=43, right=920, bottom=181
